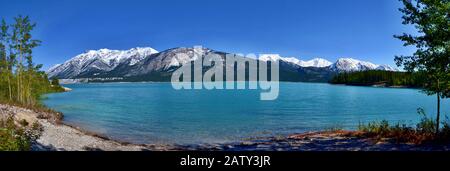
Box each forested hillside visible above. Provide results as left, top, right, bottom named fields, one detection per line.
left=329, top=70, right=426, bottom=88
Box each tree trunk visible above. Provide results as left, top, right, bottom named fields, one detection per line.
left=26, top=71, right=32, bottom=106
left=17, top=68, right=20, bottom=102
left=436, top=92, right=440, bottom=135
left=17, top=43, right=23, bottom=104
left=7, top=71, right=12, bottom=101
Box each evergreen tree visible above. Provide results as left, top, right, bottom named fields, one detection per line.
left=395, top=0, right=449, bottom=134
left=329, top=70, right=426, bottom=87
left=51, top=78, right=59, bottom=86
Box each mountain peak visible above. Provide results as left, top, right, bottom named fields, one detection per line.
left=47, top=47, right=399, bottom=80
left=259, top=54, right=283, bottom=62
left=331, top=57, right=396, bottom=72
left=299, top=58, right=332, bottom=67
left=259, top=55, right=332, bottom=68
left=47, top=47, right=159, bottom=78
left=130, top=47, right=159, bottom=53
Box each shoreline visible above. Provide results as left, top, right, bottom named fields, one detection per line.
left=60, top=81, right=421, bottom=92
left=2, top=103, right=449, bottom=151
left=0, top=103, right=172, bottom=151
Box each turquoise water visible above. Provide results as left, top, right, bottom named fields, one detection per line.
left=43, top=82, right=449, bottom=145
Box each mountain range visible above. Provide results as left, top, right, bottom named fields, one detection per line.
left=47, top=46, right=398, bottom=83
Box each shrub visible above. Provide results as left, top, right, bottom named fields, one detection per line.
left=19, top=119, right=29, bottom=127
left=357, top=109, right=450, bottom=144
left=415, top=108, right=436, bottom=134
left=0, top=117, right=43, bottom=151
left=440, top=117, right=450, bottom=141
left=358, top=120, right=391, bottom=137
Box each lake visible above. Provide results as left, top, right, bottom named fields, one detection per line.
left=43, top=82, right=450, bottom=145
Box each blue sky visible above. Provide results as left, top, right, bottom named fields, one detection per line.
left=0, top=0, right=415, bottom=70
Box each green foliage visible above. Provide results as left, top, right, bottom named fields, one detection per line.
left=330, top=70, right=426, bottom=87
left=358, top=109, right=450, bottom=144
left=0, top=16, right=63, bottom=107
left=0, top=16, right=61, bottom=151
left=0, top=117, right=42, bottom=151
left=416, top=108, right=437, bottom=133
left=395, top=0, right=450, bottom=80
left=358, top=120, right=394, bottom=137
left=441, top=117, right=450, bottom=141
left=51, top=78, right=59, bottom=86
left=395, top=0, right=449, bottom=134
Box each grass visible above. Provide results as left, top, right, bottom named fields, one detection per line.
left=357, top=109, right=450, bottom=144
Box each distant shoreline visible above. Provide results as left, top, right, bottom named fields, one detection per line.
left=62, top=86, right=72, bottom=92
left=59, top=80, right=419, bottom=91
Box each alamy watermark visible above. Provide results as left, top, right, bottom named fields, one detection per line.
left=171, top=46, right=279, bottom=101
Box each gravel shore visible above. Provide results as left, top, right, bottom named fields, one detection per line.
left=32, top=119, right=171, bottom=151
left=1, top=103, right=449, bottom=151
left=1, top=104, right=173, bottom=151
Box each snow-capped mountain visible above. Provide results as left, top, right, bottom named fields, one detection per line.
left=329, top=58, right=398, bottom=72
left=47, top=46, right=219, bottom=79
left=120, top=46, right=213, bottom=77
left=299, top=58, right=333, bottom=68
left=259, top=54, right=332, bottom=68
left=259, top=54, right=396, bottom=72
left=47, top=46, right=398, bottom=82
left=376, top=65, right=398, bottom=71
left=47, top=47, right=159, bottom=78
